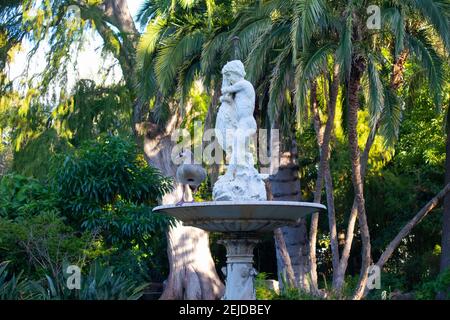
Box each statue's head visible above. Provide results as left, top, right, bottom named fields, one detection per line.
left=222, top=60, right=246, bottom=84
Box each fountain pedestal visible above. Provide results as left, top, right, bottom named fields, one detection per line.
left=219, top=234, right=259, bottom=300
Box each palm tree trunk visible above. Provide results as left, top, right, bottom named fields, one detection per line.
left=333, top=50, right=409, bottom=293
left=390, top=50, right=409, bottom=91
left=270, top=141, right=310, bottom=291
left=347, top=56, right=372, bottom=300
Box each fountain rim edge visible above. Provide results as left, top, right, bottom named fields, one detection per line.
left=152, top=200, right=327, bottom=212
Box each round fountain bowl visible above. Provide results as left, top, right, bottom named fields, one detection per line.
left=152, top=201, right=326, bottom=233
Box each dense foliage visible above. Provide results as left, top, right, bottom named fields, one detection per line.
left=0, top=136, right=173, bottom=299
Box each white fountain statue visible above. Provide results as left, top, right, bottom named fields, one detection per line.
left=213, top=60, right=267, bottom=202
left=153, top=59, right=326, bottom=300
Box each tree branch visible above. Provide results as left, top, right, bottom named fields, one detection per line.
left=376, top=183, right=450, bottom=270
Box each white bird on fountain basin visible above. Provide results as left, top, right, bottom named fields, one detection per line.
left=175, top=149, right=207, bottom=205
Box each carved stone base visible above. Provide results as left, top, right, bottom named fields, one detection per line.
left=218, top=235, right=260, bottom=300
left=213, top=165, right=267, bottom=201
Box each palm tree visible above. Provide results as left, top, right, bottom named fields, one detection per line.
left=228, top=0, right=359, bottom=294
left=325, top=0, right=448, bottom=298
left=235, top=0, right=448, bottom=298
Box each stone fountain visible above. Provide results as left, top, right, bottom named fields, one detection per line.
left=153, top=60, right=326, bottom=300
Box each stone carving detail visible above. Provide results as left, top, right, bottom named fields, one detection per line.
left=218, top=238, right=259, bottom=300
left=213, top=60, right=267, bottom=201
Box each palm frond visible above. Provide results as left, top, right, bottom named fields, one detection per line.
left=205, top=0, right=216, bottom=27
left=177, top=59, right=201, bottom=113
left=335, top=14, right=353, bottom=80
left=154, top=30, right=205, bottom=95
left=268, top=46, right=293, bottom=126
left=382, top=7, right=405, bottom=57
left=295, top=42, right=336, bottom=122
left=233, top=16, right=273, bottom=60
left=380, top=85, right=403, bottom=146
left=246, top=23, right=290, bottom=84
left=406, top=31, right=445, bottom=108
left=294, top=0, right=327, bottom=51
left=290, top=6, right=301, bottom=64
left=137, top=17, right=168, bottom=68
left=136, top=0, right=158, bottom=26
left=367, top=54, right=385, bottom=128
left=178, top=0, right=197, bottom=9
left=136, top=18, right=170, bottom=101
left=201, top=31, right=229, bottom=78
left=408, top=0, right=450, bottom=51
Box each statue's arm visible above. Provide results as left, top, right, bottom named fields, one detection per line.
left=222, top=81, right=246, bottom=94
left=220, top=94, right=233, bottom=103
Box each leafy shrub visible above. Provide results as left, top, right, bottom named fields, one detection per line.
left=0, top=261, right=34, bottom=300
left=0, top=174, right=58, bottom=219
left=52, top=135, right=173, bottom=243
left=30, top=262, right=147, bottom=300
left=1, top=136, right=174, bottom=296
left=364, top=271, right=407, bottom=300
left=415, top=268, right=450, bottom=300
left=255, top=273, right=321, bottom=300
left=0, top=211, right=90, bottom=277
left=1, top=260, right=147, bottom=300
left=50, top=136, right=174, bottom=282
left=255, top=273, right=277, bottom=300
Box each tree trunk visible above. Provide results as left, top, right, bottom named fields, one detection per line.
left=377, top=183, right=450, bottom=270
left=270, top=142, right=310, bottom=291
left=347, top=56, right=372, bottom=300
left=142, top=115, right=224, bottom=299
left=390, top=50, right=409, bottom=91
left=333, top=49, right=409, bottom=293
left=309, top=65, right=340, bottom=293
left=308, top=82, right=324, bottom=293
left=203, top=83, right=222, bottom=186
left=273, top=228, right=297, bottom=288
left=333, top=121, right=379, bottom=291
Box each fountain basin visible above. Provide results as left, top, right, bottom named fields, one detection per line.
left=152, top=201, right=326, bottom=232
left=153, top=200, right=326, bottom=300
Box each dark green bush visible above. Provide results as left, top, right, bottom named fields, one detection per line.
left=52, top=135, right=173, bottom=243
left=0, top=136, right=174, bottom=296
left=415, top=268, right=450, bottom=300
